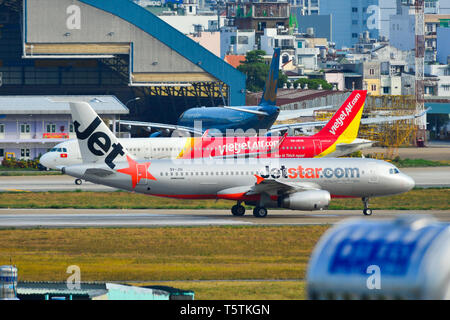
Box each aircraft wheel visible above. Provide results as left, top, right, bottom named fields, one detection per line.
left=253, top=206, right=268, bottom=218
left=75, top=179, right=83, bottom=185
left=363, top=208, right=373, bottom=216
left=231, top=205, right=245, bottom=216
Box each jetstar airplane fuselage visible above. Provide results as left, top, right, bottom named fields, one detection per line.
left=63, top=157, right=414, bottom=212
left=61, top=100, right=415, bottom=217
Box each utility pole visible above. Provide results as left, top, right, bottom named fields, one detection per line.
left=415, top=0, right=426, bottom=139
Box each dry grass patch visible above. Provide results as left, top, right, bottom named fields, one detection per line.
left=0, top=226, right=328, bottom=282
left=134, top=280, right=307, bottom=300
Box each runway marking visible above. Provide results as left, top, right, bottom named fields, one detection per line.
left=5, top=189, right=30, bottom=192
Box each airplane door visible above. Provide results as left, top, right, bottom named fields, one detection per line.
left=137, top=164, right=148, bottom=185
left=368, top=163, right=379, bottom=184
left=313, top=140, right=323, bottom=155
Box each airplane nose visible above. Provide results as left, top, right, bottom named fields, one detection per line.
left=39, top=153, right=52, bottom=169
left=402, top=174, right=415, bottom=192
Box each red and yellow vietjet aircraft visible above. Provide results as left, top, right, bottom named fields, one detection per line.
left=40, top=90, right=372, bottom=175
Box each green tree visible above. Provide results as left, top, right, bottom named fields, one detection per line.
left=293, top=78, right=332, bottom=90
left=238, top=50, right=288, bottom=92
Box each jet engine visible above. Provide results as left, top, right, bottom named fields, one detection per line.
left=281, top=190, right=331, bottom=211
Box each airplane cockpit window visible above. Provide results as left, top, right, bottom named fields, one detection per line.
left=389, top=168, right=400, bottom=174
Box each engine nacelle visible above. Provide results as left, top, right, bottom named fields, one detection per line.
left=281, top=190, right=331, bottom=211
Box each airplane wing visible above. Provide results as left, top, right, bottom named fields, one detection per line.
left=268, top=121, right=329, bottom=134
left=335, top=138, right=374, bottom=151
left=330, top=139, right=374, bottom=157
left=118, top=120, right=203, bottom=136
left=217, top=177, right=321, bottom=198
left=360, top=108, right=431, bottom=125
left=277, top=105, right=335, bottom=121
left=248, top=178, right=321, bottom=195
left=223, top=106, right=269, bottom=116
left=268, top=108, right=431, bottom=134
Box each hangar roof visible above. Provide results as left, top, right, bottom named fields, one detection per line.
left=0, top=95, right=129, bottom=115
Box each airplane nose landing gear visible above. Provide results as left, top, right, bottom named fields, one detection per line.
left=362, top=197, right=372, bottom=216
left=75, top=179, right=83, bottom=185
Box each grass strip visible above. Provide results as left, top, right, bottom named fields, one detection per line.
left=391, top=158, right=450, bottom=167
left=133, top=280, right=307, bottom=300
left=0, top=225, right=326, bottom=297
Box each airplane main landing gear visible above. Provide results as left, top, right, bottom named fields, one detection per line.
left=231, top=203, right=246, bottom=216
left=362, top=197, right=372, bottom=216
left=75, top=179, right=83, bottom=185
left=253, top=206, right=268, bottom=218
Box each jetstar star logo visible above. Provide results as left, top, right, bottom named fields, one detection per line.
left=254, top=174, right=265, bottom=185
left=116, top=155, right=156, bottom=188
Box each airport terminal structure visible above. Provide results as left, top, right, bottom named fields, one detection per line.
left=0, top=96, right=128, bottom=160
left=0, top=0, right=246, bottom=127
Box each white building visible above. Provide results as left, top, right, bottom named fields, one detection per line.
left=220, top=28, right=256, bottom=59
left=295, top=38, right=320, bottom=71
left=426, top=63, right=450, bottom=96
left=260, top=28, right=296, bottom=56
left=159, top=15, right=224, bottom=34
left=290, top=0, right=320, bottom=15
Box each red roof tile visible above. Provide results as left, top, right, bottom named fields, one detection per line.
left=224, top=55, right=246, bottom=68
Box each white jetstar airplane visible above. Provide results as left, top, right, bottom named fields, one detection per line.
left=60, top=101, right=415, bottom=217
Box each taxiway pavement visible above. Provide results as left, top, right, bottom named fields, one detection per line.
left=0, top=208, right=449, bottom=228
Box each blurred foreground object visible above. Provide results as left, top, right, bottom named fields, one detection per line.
left=307, top=215, right=450, bottom=300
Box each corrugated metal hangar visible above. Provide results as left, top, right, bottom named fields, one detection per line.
left=0, top=0, right=246, bottom=123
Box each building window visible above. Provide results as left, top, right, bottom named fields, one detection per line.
left=352, top=33, right=358, bottom=38
left=0, top=124, right=4, bottom=133
left=69, top=124, right=74, bottom=133
left=352, top=7, right=358, bottom=13
left=238, top=36, right=248, bottom=45
left=369, top=68, right=375, bottom=75
left=371, top=84, right=377, bottom=91
left=46, top=124, right=56, bottom=133
left=297, top=41, right=303, bottom=48
left=257, top=22, right=266, bottom=31
left=352, top=20, right=358, bottom=25
left=383, top=87, right=390, bottom=94
left=20, top=124, right=30, bottom=133
left=20, top=148, right=30, bottom=158
left=0, top=149, right=4, bottom=157
left=230, top=36, right=236, bottom=45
